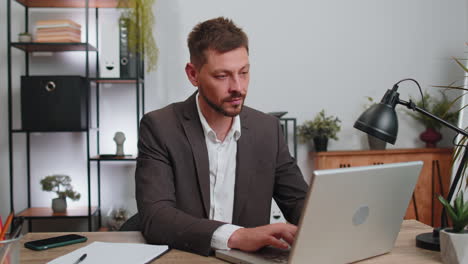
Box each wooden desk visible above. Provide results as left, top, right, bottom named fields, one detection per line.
left=20, top=220, right=440, bottom=263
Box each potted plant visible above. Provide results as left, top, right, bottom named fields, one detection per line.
left=117, top=0, right=159, bottom=72
left=298, top=110, right=341, bottom=152
left=438, top=191, right=468, bottom=264
left=18, top=32, right=32, bottom=42
left=40, top=175, right=80, bottom=213
left=405, top=91, right=458, bottom=147
left=362, top=96, right=387, bottom=150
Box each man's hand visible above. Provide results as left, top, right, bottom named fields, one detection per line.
left=227, top=223, right=297, bottom=252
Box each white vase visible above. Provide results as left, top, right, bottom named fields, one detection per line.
left=51, top=197, right=67, bottom=213
left=367, top=135, right=386, bottom=150
left=440, top=229, right=468, bottom=264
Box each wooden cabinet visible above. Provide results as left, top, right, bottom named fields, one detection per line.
left=313, top=148, right=453, bottom=227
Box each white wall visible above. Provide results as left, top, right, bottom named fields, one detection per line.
left=1, top=0, right=467, bottom=226
left=150, top=0, right=467, bottom=178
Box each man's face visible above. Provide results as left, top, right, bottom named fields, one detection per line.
left=186, top=47, right=250, bottom=117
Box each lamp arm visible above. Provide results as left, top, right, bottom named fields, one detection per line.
left=398, top=99, right=468, bottom=137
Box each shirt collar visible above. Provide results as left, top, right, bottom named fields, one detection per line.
left=196, top=93, right=241, bottom=142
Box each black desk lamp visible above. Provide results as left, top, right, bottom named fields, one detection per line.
left=354, top=78, right=468, bottom=251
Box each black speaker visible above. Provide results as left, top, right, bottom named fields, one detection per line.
left=21, top=76, right=89, bottom=131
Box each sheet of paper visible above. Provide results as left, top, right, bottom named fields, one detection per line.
left=47, top=241, right=169, bottom=264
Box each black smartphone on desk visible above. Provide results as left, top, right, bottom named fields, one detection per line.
left=24, top=234, right=87, bottom=250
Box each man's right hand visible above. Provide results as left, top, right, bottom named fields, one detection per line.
left=227, top=223, right=297, bottom=252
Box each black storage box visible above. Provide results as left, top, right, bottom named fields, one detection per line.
left=21, top=76, right=89, bottom=131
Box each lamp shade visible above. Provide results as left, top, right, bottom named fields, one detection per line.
left=354, top=103, right=398, bottom=144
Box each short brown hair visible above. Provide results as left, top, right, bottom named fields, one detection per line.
left=188, top=17, right=249, bottom=68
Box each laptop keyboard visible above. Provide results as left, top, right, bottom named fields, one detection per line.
left=257, top=247, right=290, bottom=263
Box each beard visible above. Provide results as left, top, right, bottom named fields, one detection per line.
left=198, top=87, right=245, bottom=117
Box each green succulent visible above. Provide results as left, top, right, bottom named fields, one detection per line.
left=40, top=175, right=80, bottom=201
left=438, top=192, right=468, bottom=233
left=298, top=110, right=341, bottom=142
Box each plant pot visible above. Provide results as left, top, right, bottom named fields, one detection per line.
left=367, top=135, right=386, bottom=150
left=440, top=229, right=468, bottom=264
left=313, top=137, right=328, bottom=152
left=419, top=127, right=442, bottom=148
left=51, top=197, right=67, bottom=213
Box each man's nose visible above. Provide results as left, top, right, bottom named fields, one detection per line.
left=229, top=75, right=242, bottom=93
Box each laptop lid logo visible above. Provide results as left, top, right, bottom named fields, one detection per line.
left=353, top=205, right=370, bottom=226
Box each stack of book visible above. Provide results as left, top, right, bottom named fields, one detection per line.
left=35, top=19, right=81, bottom=43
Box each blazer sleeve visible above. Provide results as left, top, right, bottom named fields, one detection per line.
left=135, top=114, right=224, bottom=256
left=273, top=120, right=309, bottom=225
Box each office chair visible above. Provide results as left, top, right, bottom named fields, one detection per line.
left=119, top=213, right=141, bottom=231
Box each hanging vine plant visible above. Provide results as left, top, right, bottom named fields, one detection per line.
left=118, top=0, right=159, bottom=72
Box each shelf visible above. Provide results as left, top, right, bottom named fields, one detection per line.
left=91, top=78, right=144, bottom=84
left=11, top=42, right=97, bottom=52
left=90, top=155, right=137, bottom=161
left=12, top=129, right=90, bottom=133
left=15, top=0, right=120, bottom=8
left=17, top=206, right=99, bottom=219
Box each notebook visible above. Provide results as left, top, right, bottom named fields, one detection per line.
left=47, top=241, right=169, bottom=264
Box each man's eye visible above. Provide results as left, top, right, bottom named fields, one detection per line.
left=215, top=75, right=227, bottom=79
left=241, top=71, right=249, bottom=75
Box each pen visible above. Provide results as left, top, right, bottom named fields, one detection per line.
left=0, top=215, right=3, bottom=239
left=0, top=212, right=14, bottom=240
left=72, top=253, right=87, bottom=264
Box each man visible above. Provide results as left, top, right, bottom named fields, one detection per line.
left=135, top=17, right=308, bottom=256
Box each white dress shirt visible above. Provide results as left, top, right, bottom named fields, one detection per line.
left=195, top=94, right=243, bottom=250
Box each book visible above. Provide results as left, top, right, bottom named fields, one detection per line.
left=35, top=24, right=81, bottom=30
left=47, top=242, right=169, bottom=264
left=35, top=36, right=81, bottom=43
left=37, top=27, right=81, bottom=35
left=36, top=31, right=81, bottom=38
left=36, top=19, right=81, bottom=28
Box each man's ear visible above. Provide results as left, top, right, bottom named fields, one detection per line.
left=185, top=63, right=199, bottom=86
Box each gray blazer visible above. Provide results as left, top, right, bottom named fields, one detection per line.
left=135, top=92, right=308, bottom=256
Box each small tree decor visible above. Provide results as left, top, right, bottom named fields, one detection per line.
left=298, top=110, right=341, bottom=152
left=40, top=175, right=80, bottom=213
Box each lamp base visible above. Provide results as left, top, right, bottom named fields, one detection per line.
left=416, top=228, right=441, bottom=251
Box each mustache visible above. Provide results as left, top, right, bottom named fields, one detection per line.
left=223, top=92, right=245, bottom=102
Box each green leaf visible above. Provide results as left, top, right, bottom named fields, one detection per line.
left=455, top=192, right=463, bottom=214
left=454, top=57, right=468, bottom=74
left=438, top=195, right=460, bottom=223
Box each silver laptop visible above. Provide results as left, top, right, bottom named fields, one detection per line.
left=216, top=161, right=423, bottom=264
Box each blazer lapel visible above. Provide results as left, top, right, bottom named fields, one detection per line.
left=232, top=110, right=254, bottom=224
left=181, top=93, right=210, bottom=217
